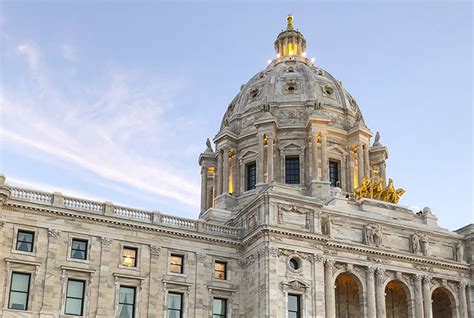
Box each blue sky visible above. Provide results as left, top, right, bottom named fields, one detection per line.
left=0, top=2, right=472, bottom=230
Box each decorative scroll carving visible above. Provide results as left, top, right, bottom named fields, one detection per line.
left=364, top=223, right=383, bottom=247
left=196, top=251, right=207, bottom=261
left=150, top=245, right=161, bottom=257
left=48, top=228, right=60, bottom=239
left=282, top=279, right=310, bottom=292
left=101, top=237, right=113, bottom=247
left=258, top=243, right=278, bottom=257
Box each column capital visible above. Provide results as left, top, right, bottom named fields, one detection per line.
left=324, top=258, right=335, bottom=268
left=422, top=274, right=432, bottom=285
left=375, top=267, right=386, bottom=279
left=457, top=281, right=468, bottom=290
left=365, top=266, right=376, bottom=275
left=413, top=273, right=424, bottom=282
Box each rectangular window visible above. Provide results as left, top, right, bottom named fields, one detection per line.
left=65, top=279, right=85, bottom=316
left=246, top=162, right=257, bottom=190
left=285, top=156, right=300, bottom=184
left=329, top=160, right=340, bottom=187
left=288, top=294, right=301, bottom=318
left=16, top=230, right=34, bottom=252
left=214, top=261, right=227, bottom=280
left=122, top=247, right=138, bottom=267
left=71, top=239, right=88, bottom=260
left=212, top=298, right=227, bottom=318
left=170, top=254, right=184, bottom=274
left=118, top=286, right=136, bottom=318
left=167, top=292, right=183, bottom=318
left=8, top=272, right=31, bottom=310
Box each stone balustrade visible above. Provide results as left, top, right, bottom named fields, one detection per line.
left=8, top=186, right=241, bottom=239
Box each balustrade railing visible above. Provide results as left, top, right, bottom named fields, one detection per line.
left=9, top=186, right=241, bottom=238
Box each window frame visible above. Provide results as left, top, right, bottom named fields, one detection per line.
left=169, top=254, right=185, bottom=275
left=8, top=272, right=31, bottom=311
left=285, top=156, right=301, bottom=184
left=214, top=261, right=227, bottom=280
left=15, top=230, right=35, bottom=253
left=329, top=160, right=340, bottom=188
left=70, top=238, right=89, bottom=261
left=212, top=297, right=227, bottom=318
left=167, top=291, right=183, bottom=318
left=64, top=278, right=86, bottom=316
left=118, top=285, right=136, bottom=318
left=121, top=246, right=139, bottom=268
left=245, top=161, right=257, bottom=191
left=287, top=293, right=301, bottom=318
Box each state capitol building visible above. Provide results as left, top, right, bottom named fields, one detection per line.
left=0, top=16, right=472, bottom=318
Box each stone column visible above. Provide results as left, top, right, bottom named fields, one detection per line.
left=216, top=151, right=223, bottom=195
left=375, top=268, right=386, bottom=317
left=257, top=134, right=264, bottom=185
left=200, top=167, right=207, bottom=212
left=223, top=148, right=229, bottom=194
left=422, top=275, right=432, bottom=318
left=414, top=274, right=424, bottom=318
left=458, top=282, right=468, bottom=318
left=379, top=161, right=387, bottom=186
left=357, top=143, right=364, bottom=185
left=348, top=151, right=354, bottom=191
left=363, top=144, right=370, bottom=177
left=321, top=131, right=328, bottom=182
left=366, top=267, right=376, bottom=318
left=311, top=131, right=319, bottom=182
left=324, top=259, right=335, bottom=318
left=148, top=246, right=161, bottom=318
left=267, top=136, right=274, bottom=183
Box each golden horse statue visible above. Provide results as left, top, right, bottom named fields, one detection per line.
left=354, top=177, right=405, bottom=204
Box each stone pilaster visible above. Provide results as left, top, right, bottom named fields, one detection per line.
left=257, top=133, right=265, bottom=186
left=148, top=245, right=161, bottom=318
left=363, top=144, right=370, bottom=177
left=321, top=132, right=328, bottom=182
left=311, top=131, right=319, bottom=182
left=200, top=167, right=208, bottom=213
left=357, top=143, right=364, bottom=185
left=324, top=259, right=335, bottom=318
left=267, top=135, right=274, bottom=183
left=422, top=275, right=432, bottom=318
left=216, top=151, right=223, bottom=195
left=375, top=268, right=386, bottom=318
left=365, top=266, right=376, bottom=318
left=40, top=229, right=62, bottom=314
left=458, top=281, right=468, bottom=318
left=314, top=255, right=326, bottom=317
left=97, top=237, right=114, bottom=316
left=223, top=148, right=230, bottom=194
left=413, top=274, right=424, bottom=318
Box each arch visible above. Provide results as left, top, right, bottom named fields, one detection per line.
left=335, top=272, right=364, bottom=318
left=432, top=287, right=456, bottom=318
left=385, top=280, right=411, bottom=318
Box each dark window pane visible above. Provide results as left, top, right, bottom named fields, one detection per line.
left=71, top=239, right=88, bottom=260
left=16, top=231, right=34, bottom=252
left=213, top=298, right=227, bottom=318
left=65, top=280, right=85, bottom=316
left=246, top=162, right=256, bottom=190
left=288, top=294, right=301, bottom=318
left=285, top=157, right=300, bottom=184
left=167, top=292, right=183, bottom=318
left=9, top=273, right=30, bottom=311
left=119, top=286, right=135, bottom=318
left=329, top=160, right=340, bottom=187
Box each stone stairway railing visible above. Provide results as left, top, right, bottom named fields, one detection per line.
left=8, top=186, right=242, bottom=239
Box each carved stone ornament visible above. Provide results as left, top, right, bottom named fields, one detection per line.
left=48, top=228, right=60, bottom=239
left=196, top=252, right=207, bottom=261
left=282, top=279, right=310, bottom=292
left=365, top=266, right=376, bottom=275
left=455, top=242, right=464, bottom=262
left=101, top=237, right=113, bottom=247
left=150, top=245, right=161, bottom=257
left=258, top=243, right=278, bottom=257
left=410, top=232, right=421, bottom=254
left=364, top=223, right=383, bottom=247
left=320, top=214, right=331, bottom=236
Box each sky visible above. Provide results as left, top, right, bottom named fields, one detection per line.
left=0, top=1, right=472, bottom=230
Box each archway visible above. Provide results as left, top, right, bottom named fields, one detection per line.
left=385, top=280, right=409, bottom=318
left=335, top=273, right=363, bottom=318
left=432, top=287, right=454, bottom=318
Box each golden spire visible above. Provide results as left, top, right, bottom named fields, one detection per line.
left=287, top=14, right=294, bottom=30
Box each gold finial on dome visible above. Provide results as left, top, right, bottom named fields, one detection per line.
left=287, top=14, right=294, bottom=30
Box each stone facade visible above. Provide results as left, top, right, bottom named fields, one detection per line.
left=0, top=16, right=472, bottom=318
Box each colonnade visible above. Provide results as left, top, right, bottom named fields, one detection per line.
left=323, top=259, right=469, bottom=318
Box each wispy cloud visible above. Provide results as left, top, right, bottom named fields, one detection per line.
left=1, top=42, right=201, bottom=211
left=18, top=43, right=40, bottom=71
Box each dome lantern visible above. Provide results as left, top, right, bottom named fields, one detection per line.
left=274, top=15, right=307, bottom=59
